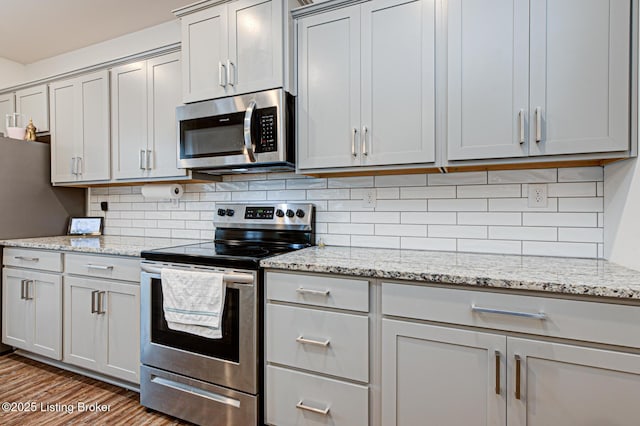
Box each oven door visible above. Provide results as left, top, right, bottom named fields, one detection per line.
left=141, top=265, right=258, bottom=394
left=176, top=88, right=288, bottom=170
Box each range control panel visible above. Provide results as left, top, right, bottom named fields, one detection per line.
left=255, top=107, right=278, bottom=153
left=214, top=203, right=314, bottom=231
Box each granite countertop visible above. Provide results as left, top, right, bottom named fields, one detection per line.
left=0, top=236, right=202, bottom=257
left=261, top=246, right=640, bottom=300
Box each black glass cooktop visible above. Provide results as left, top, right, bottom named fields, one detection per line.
left=141, top=242, right=296, bottom=270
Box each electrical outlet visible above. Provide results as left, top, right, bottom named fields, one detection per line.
left=528, top=183, right=548, bottom=208
left=362, top=189, right=377, bottom=208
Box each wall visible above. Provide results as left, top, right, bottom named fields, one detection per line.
left=0, top=58, right=25, bottom=88
left=89, top=167, right=605, bottom=258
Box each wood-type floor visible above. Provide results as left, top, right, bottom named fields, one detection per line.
left=0, top=353, right=190, bottom=425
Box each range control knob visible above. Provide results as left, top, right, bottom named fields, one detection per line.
left=225, top=209, right=235, bottom=217
left=285, top=209, right=295, bottom=218
left=275, top=209, right=285, bottom=218
left=217, top=209, right=226, bottom=216
left=295, top=209, right=305, bottom=218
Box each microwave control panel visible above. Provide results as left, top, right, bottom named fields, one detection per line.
left=255, top=107, right=278, bottom=153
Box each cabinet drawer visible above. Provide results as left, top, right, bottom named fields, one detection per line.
left=382, top=282, right=640, bottom=349
left=266, top=272, right=369, bottom=312
left=267, top=304, right=369, bottom=382
left=3, top=248, right=62, bottom=272
left=66, top=253, right=140, bottom=282
left=266, top=366, right=368, bottom=426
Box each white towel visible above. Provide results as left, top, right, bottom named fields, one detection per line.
left=161, top=268, right=226, bottom=339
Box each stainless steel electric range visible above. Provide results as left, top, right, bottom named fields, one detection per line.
left=139, top=203, right=314, bottom=426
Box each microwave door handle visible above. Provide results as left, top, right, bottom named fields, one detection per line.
left=243, top=100, right=257, bottom=163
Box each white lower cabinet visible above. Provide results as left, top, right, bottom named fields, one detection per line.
left=381, top=282, right=640, bottom=426
left=265, top=271, right=370, bottom=426
left=64, top=275, right=140, bottom=384
left=2, top=268, right=62, bottom=359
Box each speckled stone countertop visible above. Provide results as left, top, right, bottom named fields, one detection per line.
left=261, top=246, right=640, bottom=300
left=0, top=236, right=202, bottom=257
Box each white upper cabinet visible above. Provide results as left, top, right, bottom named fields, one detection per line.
left=528, top=0, right=630, bottom=156
left=50, top=70, right=110, bottom=184
left=447, top=0, right=529, bottom=160
left=0, top=93, right=15, bottom=137
left=177, top=0, right=288, bottom=103
left=15, top=84, right=49, bottom=133
left=297, top=0, right=436, bottom=171
left=447, top=0, right=630, bottom=161
left=111, top=52, right=186, bottom=180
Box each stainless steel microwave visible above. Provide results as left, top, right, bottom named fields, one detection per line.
left=176, top=89, right=294, bottom=173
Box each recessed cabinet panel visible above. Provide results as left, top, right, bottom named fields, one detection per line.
left=0, top=93, right=15, bottom=137
left=49, top=82, right=77, bottom=183
left=31, top=277, right=62, bottom=357
left=79, top=73, right=110, bottom=181
left=15, top=85, right=49, bottom=133
left=297, top=6, right=361, bottom=169
left=447, top=0, right=529, bottom=160
left=361, top=0, right=435, bottom=165
left=64, top=278, right=101, bottom=370
left=103, top=283, right=140, bottom=383
left=2, top=270, right=29, bottom=349
left=529, top=0, right=629, bottom=155
left=182, top=4, right=228, bottom=102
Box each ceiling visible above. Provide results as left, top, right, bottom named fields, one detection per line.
left=0, top=0, right=196, bottom=64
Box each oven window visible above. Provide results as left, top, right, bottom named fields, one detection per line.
left=180, top=112, right=245, bottom=158
left=150, top=278, right=240, bottom=363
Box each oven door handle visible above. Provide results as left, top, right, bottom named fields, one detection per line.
left=141, top=265, right=254, bottom=286
left=243, top=100, right=257, bottom=163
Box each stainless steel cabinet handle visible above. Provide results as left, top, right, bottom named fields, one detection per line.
left=71, top=157, right=77, bottom=175
left=471, top=304, right=547, bottom=320
left=91, top=290, right=99, bottom=314
left=139, top=149, right=146, bottom=170
left=351, top=128, right=358, bottom=158
left=535, top=107, right=542, bottom=142
left=85, top=264, right=114, bottom=271
left=76, top=157, right=83, bottom=175
left=218, top=62, right=227, bottom=87
left=296, top=336, right=331, bottom=347
left=518, top=109, right=525, bottom=144
left=97, top=291, right=106, bottom=315
left=243, top=100, right=257, bottom=163
left=227, top=59, right=235, bottom=86
left=515, top=354, right=522, bottom=400
left=14, top=256, right=39, bottom=262
left=20, top=279, right=26, bottom=300
left=495, top=350, right=501, bottom=395
left=146, top=149, right=153, bottom=170
left=296, top=400, right=330, bottom=416
left=296, top=287, right=330, bottom=296
left=24, top=280, right=33, bottom=300
left=362, top=126, right=368, bottom=156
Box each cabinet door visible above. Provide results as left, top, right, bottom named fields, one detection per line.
left=508, top=337, right=640, bottom=426
left=361, top=0, right=435, bottom=166
left=181, top=4, right=229, bottom=103
left=111, top=61, right=148, bottom=179
left=63, top=276, right=101, bottom=371
left=147, top=53, right=187, bottom=179
left=297, top=5, right=361, bottom=169
left=15, top=84, right=49, bottom=133
left=2, top=269, right=30, bottom=350
left=0, top=93, right=15, bottom=137
left=382, top=319, right=506, bottom=426
left=78, top=70, right=110, bottom=182
left=30, top=273, right=62, bottom=359
left=49, top=80, right=78, bottom=183
left=447, top=0, right=529, bottom=160
left=228, top=0, right=283, bottom=96
left=529, top=0, right=630, bottom=156
left=102, top=281, right=140, bottom=383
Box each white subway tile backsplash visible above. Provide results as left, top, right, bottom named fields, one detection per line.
left=488, top=169, right=557, bottom=184
left=458, top=212, right=521, bottom=226
left=428, top=171, right=487, bottom=186
left=457, top=184, right=521, bottom=199
left=458, top=239, right=522, bottom=255
left=89, top=166, right=605, bottom=259
left=522, top=241, right=598, bottom=258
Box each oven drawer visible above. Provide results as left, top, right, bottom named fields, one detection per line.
left=266, top=365, right=368, bottom=426
left=382, top=282, right=640, bottom=348
left=141, top=365, right=258, bottom=426
left=266, top=272, right=369, bottom=312
left=3, top=248, right=62, bottom=272
left=266, top=304, right=369, bottom=382
left=66, top=253, right=140, bottom=282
